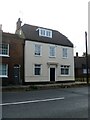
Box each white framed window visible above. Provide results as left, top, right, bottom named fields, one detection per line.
left=83, top=69, right=87, bottom=74
left=0, top=44, right=9, bottom=57
left=60, top=65, right=70, bottom=75
left=34, top=64, right=41, bottom=75
left=82, top=69, right=90, bottom=74
left=0, top=64, right=8, bottom=77
left=34, top=44, right=42, bottom=56
left=41, top=29, right=45, bottom=36
left=37, top=28, right=52, bottom=38
left=49, top=46, right=56, bottom=57
left=62, top=48, right=68, bottom=58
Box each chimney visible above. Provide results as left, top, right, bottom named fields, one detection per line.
left=0, top=24, right=2, bottom=31
left=76, top=52, right=78, bottom=57
left=16, top=18, right=22, bottom=31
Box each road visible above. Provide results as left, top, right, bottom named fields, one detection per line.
left=1, top=86, right=89, bottom=118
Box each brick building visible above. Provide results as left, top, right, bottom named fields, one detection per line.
left=0, top=31, right=24, bottom=85
left=74, top=53, right=90, bottom=81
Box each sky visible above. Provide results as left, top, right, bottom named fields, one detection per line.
left=0, top=0, right=89, bottom=56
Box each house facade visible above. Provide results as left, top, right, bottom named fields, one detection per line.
left=16, top=18, right=74, bottom=83
left=74, top=53, right=90, bottom=81
left=0, top=31, right=24, bottom=85
left=24, top=40, right=74, bottom=83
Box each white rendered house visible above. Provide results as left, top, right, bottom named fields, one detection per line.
left=16, top=19, right=75, bottom=83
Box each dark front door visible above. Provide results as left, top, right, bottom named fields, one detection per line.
left=50, top=68, right=55, bottom=81
left=13, top=64, right=20, bottom=84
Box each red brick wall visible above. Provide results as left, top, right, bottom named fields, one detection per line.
left=1, top=32, right=24, bottom=85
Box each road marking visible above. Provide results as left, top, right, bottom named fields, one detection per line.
left=0, top=97, right=64, bottom=106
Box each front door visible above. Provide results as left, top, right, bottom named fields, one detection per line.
left=13, top=64, right=20, bottom=84
left=50, top=68, right=55, bottom=81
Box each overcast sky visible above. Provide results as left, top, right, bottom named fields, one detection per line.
left=0, top=0, right=89, bottom=56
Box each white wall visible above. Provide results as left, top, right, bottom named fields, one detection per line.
left=25, top=40, right=74, bottom=82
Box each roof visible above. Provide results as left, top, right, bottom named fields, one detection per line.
left=1, top=32, right=24, bottom=45
left=2, top=32, right=23, bottom=40
left=21, top=24, right=73, bottom=47
left=74, top=56, right=90, bottom=68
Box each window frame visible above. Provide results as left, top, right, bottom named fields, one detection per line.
left=34, top=64, right=42, bottom=76
left=0, top=43, right=9, bottom=57
left=38, top=28, right=52, bottom=38
left=0, top=64, right=8, bottom=78
left=62, top=48, right=68, bottom=58
left=34, top=44, right=42, bottom=56
left=49, top=46, right=56, bottom=58
left=60, top=65, right=70, bottom=76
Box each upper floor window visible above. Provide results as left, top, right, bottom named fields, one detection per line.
left=49, top=46, right=56, bottom=57
left=34, top=44, right=42, bottom=56
left=62, top=48, right=68, bottom=58
left=0, top=44, right=9, bottom=57
left=36, top=28, right=52, bottom=38
left=0, top=64, right=8, bottom=78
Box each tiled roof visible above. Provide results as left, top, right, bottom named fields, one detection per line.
left=21, top=24, right=73, bottom=47
left=2, top=32, right=23, bottom=40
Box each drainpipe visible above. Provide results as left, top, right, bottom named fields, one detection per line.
left=85, top=31, right=89, bottom=84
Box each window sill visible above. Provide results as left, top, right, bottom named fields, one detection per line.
left=35, top=55, right=42, bottom=57
left=0, top=55, right=10, bottom=57
left=33, top=75, right=41, bottom=76
left=62, top=57, right=68, bottom=59
left=49, top=56, right=56, bottom=58
left=0, top=75, right=8, bottom=78
left=60, top=74, right=70, bottom=76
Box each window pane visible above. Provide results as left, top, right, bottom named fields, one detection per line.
left=61, top=65, right=69, bottom=75
left=35, top=45, right=41, bottom=56
left=63, top=48, right=67, bottom=58
left=34, top=64, right=41, bottom=75
left=0, top=64, right=8, bottom=76
left=50, top=46, right=55, bottom=57
left=0, top=44, right=8, bottom=55
left=65, top=68, right=69, bottom=74
left=35, top=68, right=40, bottom=75
left=41, top=30, right=45, bottom=36
left=61, top=68, right=64, bottom=74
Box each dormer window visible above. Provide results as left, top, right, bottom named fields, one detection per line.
left=36, top=28, right=52, bottom=38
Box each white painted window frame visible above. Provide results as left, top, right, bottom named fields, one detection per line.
left=34, top=44, right=42, bottom=56
left=0, top=43, right=9, bottom=57
left=60, top=65, right=70, bottom=76
left=49, top=45, right=56, bottom=58
left=33, top=64, right=42, bottom=76
left=0, top=64, right=8, bottom=78
left=37, top=28, right=52, bottom=38
left=62, top=48, right=68, bottom=58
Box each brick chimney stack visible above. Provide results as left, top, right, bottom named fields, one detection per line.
left=16, top=18, right=22, bottom=31
left=76, top=52, right=78, bottom=57
left=0, top=24, right=2, bottom=31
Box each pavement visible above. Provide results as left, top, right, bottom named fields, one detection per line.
left=1, top=81, right=88, bottom=92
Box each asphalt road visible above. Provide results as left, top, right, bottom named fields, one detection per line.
left=1, top=86, right=89, bottom=118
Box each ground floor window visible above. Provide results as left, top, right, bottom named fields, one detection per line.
left=0, top=64, right=8, bottom=77
left=60, top=65, right=70, bottom=75
left=34, top=64, right=41, bottom=75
